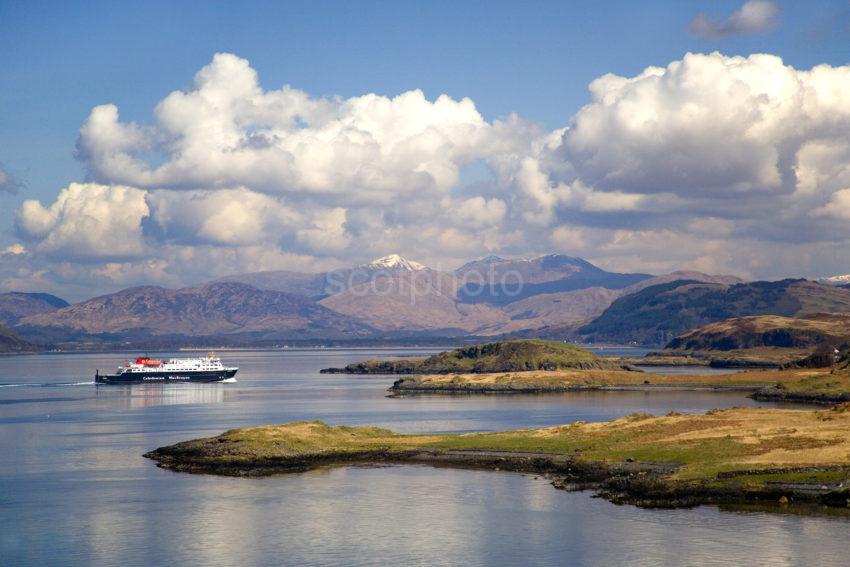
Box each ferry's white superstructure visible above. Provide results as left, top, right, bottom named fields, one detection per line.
left=96, top=353, right=238, bottom=384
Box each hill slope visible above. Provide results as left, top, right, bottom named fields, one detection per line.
left=0, top=292, right=69, bottom=326
left=665, top=313, right=850, bottom=352
left=497, top=272, right=744, bottom=335
left=0, top=324, right=34, bottom=353
left=578, top=279, right=850, bottom=345
left=499, top=287, right=623, bottom=330
left=210, top=254, right=740, bottom=337
left=214, top=271, right=330, bottom=299
left=321, top=339, right=623, bottom=374
left=455, top=254, right=651, bottom=305
left=215, top=254, right=430, bottom=300
left=17, top=282, right=374, bottom=343
left=319, top=270, right=510, bottom=334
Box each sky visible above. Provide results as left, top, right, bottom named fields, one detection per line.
left=2, top=0, right=850, bottom=301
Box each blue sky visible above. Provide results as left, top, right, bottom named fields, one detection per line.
left=2, top=0, right=848, bottom=214
left=2, top=1, right=850, bottom=298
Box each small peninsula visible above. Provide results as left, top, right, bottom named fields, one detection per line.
left=146, top=406, right=850, bottom=512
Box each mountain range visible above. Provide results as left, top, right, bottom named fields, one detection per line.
left=576, top=279, right=850, bottom=345
left=0, top=324, right=33, bottom=353
left=17, top=282, right=373, bottom=346
left=664, top=312, right=850, bottom=352
left=0, top=292, right=68, bottom=352
left=6, top=253, right=850, bottom=349
left=0, top=292, right=69, bottom=326
left=454, top=255, right=651, bottom=305
left=214, top=254, right=739, bottom=336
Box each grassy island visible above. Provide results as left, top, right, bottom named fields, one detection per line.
left=388, top=368, right=820, bottom=395
left=320, top=339, right=627, bottom=374
left=319, top=338, right=850, bottom=403
left=146, top=407, right=850, bottom=512
left=635, top=348, right=810, bottom=368
left=390, top=365, right=850, bottom=405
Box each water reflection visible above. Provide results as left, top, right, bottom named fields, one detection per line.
left=76, top=466, right=850, bottom=567
left=1, top=349, right=848, bottom=566
left=96, top=383, right=228, bottom=409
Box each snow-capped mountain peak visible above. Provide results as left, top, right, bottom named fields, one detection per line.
left=364, top=254, right=426, bottom=272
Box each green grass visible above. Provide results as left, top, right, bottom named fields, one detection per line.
left=427, top=415, right=754, bottom=480
left=335, top=339, right=613, bottom=374
left=779, top=371, right=850, bottom=396
left=398, top=367, right=827, bottom=390
left=731, top=470, right=849, bottom=484
left=151, top=407, right=850, bottom=492
left=418, top=339, right=602, bottom=373
left=578, top=278, right=850, bottom=345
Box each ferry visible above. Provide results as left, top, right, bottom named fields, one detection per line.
left=95, top=353, right=238, bottom=384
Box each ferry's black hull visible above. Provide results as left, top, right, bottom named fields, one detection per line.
left=95, top=369, right=237, bottom=384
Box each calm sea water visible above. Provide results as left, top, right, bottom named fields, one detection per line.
left=1, top=348, right=848, bottom=566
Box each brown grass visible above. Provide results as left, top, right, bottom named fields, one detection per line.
left=407, top=368, right=825, bottom=388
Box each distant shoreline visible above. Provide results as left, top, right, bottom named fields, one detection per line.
left=0, top=344, right=460, bottom=356
left=389, top=381, right=764, bottom=395
left=384, top=367, right=850, bottom=406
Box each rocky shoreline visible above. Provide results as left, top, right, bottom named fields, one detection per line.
left=390, top=378, right=850, bottom=407
left=144, top=410, right=850, bottom=514
left=751, top=387, right=850, bottom=405
left=319, top=339, right=629, bottom=374
left=389, top=377, right=762, bottom=395
left=382, top=368, right=820, bottom=399
left=145, top=444, right=850, bottom=511
left=633, top=354, right=781, bottom=369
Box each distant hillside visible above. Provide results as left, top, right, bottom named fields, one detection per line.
left=320, top=260, right=739, bottom=335
left=665, top=313, right=850, bottom=352
left=6, top=253, right=751, bottom=347
left=620, top=271, right=743, bottom=294
left=0, top=323, right=34, bottom=353
left=499, top=273, right=746, bottom=340
left=321, top=339, right=622, bottom=374
left=214, top=271, right=330, bottom=300
left=214, top=254, right=430, bottom=300
left=17, top=282, right=374, bottom=344
left=319, top=270, right=510, bottom=334
left=455, top=254, right=651, bottom=305
left=208, top=254, right=741, bottom=337
left=578, top=279, right=850, bottom=345
left=497, top=287, right=623, bottom=331
left=0, top=292, right=69, bottom=325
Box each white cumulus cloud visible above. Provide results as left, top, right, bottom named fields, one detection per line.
left=11, top=50, right=850, bottom=299
left=296, top=207, right=351, bottom=254
left=562, top=52, right=842, bottom=197
left=146, top=188, right=301, bottom=246
left=445, top=196, right=507, bottom=229
left=16, top=183, right=150, bottom=261
left=76, top=53, right=520, bottom=205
